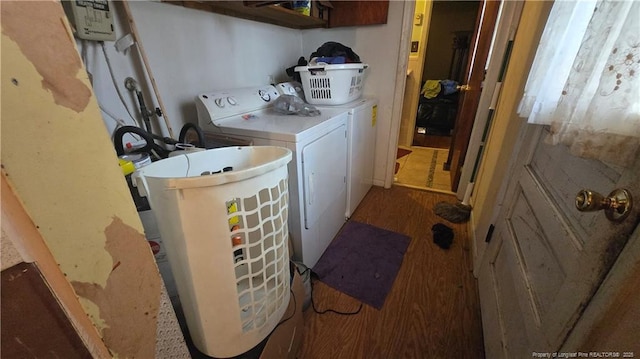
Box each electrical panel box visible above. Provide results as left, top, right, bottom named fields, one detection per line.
left=62, top=1, right=116, bottom=41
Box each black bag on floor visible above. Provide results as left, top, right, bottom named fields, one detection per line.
left=432, top=223, right=454, bottom=249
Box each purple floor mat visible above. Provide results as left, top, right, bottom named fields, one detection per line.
left=312, top=221, right=411, bottom=310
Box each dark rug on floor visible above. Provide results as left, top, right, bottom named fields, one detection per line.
left=397, top=148, right=412, bottom=159
left=312, top=221, right=411, bottom=309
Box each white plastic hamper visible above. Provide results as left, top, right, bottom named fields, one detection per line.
left=295, top=63, right=368, bottom=105
left=133, top=146, right=293, bottom=358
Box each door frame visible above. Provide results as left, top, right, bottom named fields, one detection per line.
left=455, top=1, right=524, bottom=199
left=386, top=0, right=512, bottom=192
left=397, top=0, right=433, bottom=149
left=468, top=1, right=553, bottom=275
left=384, top=0, right=415, bottom=188
left=446, top=0, right=501, bottom=192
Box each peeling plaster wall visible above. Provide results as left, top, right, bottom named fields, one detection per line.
left=1, top=229, right=26, bottom=270
left=1, top=2, right=161, bottom=357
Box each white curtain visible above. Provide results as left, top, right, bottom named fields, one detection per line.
left=518, top=0, right=640, bottom=167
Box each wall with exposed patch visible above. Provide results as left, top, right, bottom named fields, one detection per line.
left=1, top=1, right=162, bottom=357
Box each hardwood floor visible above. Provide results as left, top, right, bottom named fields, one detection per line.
left=412, top=132, right=452, bottom=149
left=297, top=186, right=485, bottom=359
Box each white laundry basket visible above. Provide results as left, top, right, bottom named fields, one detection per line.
left=295, top=63, right=368, bottom=105
left=133, top=146, right=292, bottom=358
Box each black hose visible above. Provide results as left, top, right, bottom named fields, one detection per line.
left=149, top=132, right=179, bottom=146
left=114, top=122, right=205, bottom=160
left=113, top=125, right=169, bottom=158
left=178, top=123, right=206, bottom=147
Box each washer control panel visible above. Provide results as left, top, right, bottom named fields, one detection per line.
left=196, top=85, right=280, bottom=128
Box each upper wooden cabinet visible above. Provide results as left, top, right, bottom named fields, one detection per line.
left=326, top=1, right=389, bottom=28
left=162, top=1, right=388, bottom=30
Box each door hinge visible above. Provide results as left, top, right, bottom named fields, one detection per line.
left=485, top=224, right=495, bottom=243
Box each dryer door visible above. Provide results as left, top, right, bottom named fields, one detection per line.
left=302, top=124, right=347, bottom=229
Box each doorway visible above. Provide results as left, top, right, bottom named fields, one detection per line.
left=394, top=1, right=480, bottom=193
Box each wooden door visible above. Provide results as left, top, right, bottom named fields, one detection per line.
left=445, top=0, right=500, bottom=191
left=478, top=125, right=640, bottom=357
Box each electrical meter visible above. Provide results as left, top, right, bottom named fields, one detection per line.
left=62, top=1, right=116, bottom=41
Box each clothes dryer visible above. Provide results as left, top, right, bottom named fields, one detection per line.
left=276, top=82, right=378, bottom=219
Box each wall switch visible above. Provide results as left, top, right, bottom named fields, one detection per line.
left=411, top=41, right=419, bottom=53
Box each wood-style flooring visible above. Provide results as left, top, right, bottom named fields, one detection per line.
left=412, top=132, right=452, bottom=149
left=297, top=186, right=485, bottom=358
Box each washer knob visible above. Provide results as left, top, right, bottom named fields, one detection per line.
left=258, top=90, right=271, bottom=102
left=214, top=98, right=225, bottom=108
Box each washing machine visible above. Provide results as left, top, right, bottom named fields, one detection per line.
left=196, top=85, right=349, bottom=268
left=276, top=82, right=378, bottom=219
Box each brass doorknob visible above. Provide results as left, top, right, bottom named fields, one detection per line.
left=575, top=188, right=633, bottom=222
left=457, top=84, right=471, bottom=92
